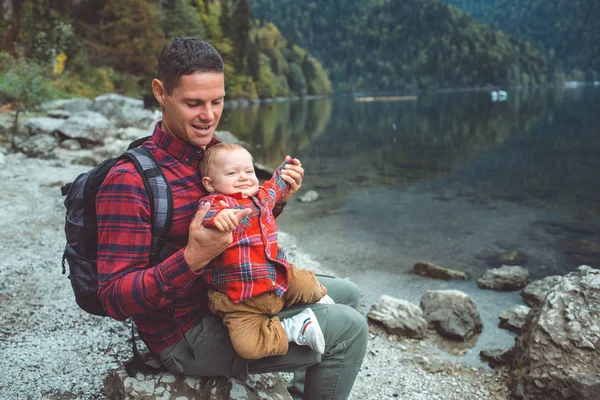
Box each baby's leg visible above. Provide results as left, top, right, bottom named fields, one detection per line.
left=222, top=312, right=289, bottom=359
left=209, top=290, right=289, bottom=359
left=284, top=264, right=328, bottom=308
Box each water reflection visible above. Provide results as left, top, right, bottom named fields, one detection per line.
left=444, top=85, right=600, bottom=214
left=220, top=98, right=331, bottom=167
left=220, top=86, right=600, bottom=215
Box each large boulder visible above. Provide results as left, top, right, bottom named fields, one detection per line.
left=510, top=265, right=600, bottom=400
left=91, top=93, right=157, bottom=128
left=367, top=295, right=428, bottom=338
left=25, top=117, right=65, bottom=136
left=41, top=97, right=93, bottom=113
left=13, top=134, right=58, bottom=157
left=57, top=111, right=112, bottom=144
left=420, top=290, right=483, bottom=341
left=104, top=358, right=292, bottom=400
left=520, top=275, right=562, bottom=307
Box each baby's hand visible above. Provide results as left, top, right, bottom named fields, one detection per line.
left=279, top=155, right=304, bottom=203
left=213, top=208, right=243, bottom=232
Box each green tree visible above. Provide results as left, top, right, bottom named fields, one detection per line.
left=287, top=63, right=307, bottom=95
left=231, top=0, right=251, bottom=72
left=219, top=0, right=232, bottom=39
left=247, top=37, right=261, bottom=81
left=95, top=0, right=167, bottom=86
left=5, top=0, right=74, bottom=63
left=159, top=0, right=205, bottom=39
left=0, top=55, right=55, bottom=146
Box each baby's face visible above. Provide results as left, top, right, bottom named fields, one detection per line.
left=206, top=148, right=259, bottom=197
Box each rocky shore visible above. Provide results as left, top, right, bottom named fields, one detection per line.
left=0, top=94, right=598, bottom=399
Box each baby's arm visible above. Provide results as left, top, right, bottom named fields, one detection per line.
left=202, top=195, right=250, bottom=232
left=260, top=160, right=292, bottom=206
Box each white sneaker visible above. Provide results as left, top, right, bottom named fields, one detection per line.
left=316, top=294, right=335, bottom=304
left=281, top=308, right=325, bottom=354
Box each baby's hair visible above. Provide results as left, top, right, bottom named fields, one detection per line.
left=199, top=142, right=251, bottom=177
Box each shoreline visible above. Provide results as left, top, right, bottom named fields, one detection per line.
left=0, top=151, right=512, bottom=399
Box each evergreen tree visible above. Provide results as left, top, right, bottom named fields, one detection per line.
left=219, top=0, right=232, bottom=39
left=231, top=0, right=251, bottom=72
left=95, top=0, right=167, bottom=83
left=159, top=0, right=205, bottom=40
left=247, top=34, right=261, bottom=80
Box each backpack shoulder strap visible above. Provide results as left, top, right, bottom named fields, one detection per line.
left=122, top=147, right=173, bottom=262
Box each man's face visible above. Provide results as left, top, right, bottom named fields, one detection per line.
left=203, top=148, right=259, bottom=198
left=153, top=72, right=225, bottom=149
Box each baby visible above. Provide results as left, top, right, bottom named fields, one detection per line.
left=199, top=142, right=333, bottom=359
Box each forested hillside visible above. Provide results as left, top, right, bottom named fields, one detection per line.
left=442, top=0, right=600, bottom=80
left=0, top=0, right=331, bottom=101
left=251, top=0, right=550, bottom=92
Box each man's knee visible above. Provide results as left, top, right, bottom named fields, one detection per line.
left=324, top=304, right=368, bottom=353
left=319, top=276, right=361, bottom=310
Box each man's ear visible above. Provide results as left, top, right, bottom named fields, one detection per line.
left=202, top=176, right=216, bottom=192
left=152, top=79, right=166, bottom=106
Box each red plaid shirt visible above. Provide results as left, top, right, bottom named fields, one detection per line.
left=202, top=164, right=290, bottom=304
left=96, top=122, right=286, bottom=354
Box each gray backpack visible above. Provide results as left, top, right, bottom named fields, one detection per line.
left=61, top=138, right=172, bottom=316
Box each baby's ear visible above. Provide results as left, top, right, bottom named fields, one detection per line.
left=202, top=176, right=215, bottom=192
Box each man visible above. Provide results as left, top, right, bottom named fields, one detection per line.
left=96, top=36, right=367, bottom=399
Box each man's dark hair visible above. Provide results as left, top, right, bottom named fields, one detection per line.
left=157, top=37, right=224, bottom=94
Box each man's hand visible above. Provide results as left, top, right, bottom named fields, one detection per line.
left=183, top=202, right=251, bottom=272
left=279, top=155, right=304, bottom=204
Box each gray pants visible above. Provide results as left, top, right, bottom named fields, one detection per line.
left=159, top=275, right=368, bottom=400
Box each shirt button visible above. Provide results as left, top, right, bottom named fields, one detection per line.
left=272, top=281, right=276, bottom=286
left=185, top=158, right=190, bottom=164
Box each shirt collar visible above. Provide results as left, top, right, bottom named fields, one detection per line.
left=152, top=121, right=219, bottom=164
left=217, top=191, right=258, bottom=200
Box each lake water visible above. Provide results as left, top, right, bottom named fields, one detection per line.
left=219, top=85, right=600, bottom=365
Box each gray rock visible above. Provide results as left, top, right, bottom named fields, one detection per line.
left=510, top=265, right=600, bottom=400
left=41, top=98, right=93, bottom=113
left=413, top=261, right=467, bottom=280
left=498, top=305, right=530, bottom=333
left=57, top=111, right=112, bottom=144
left=91, top=93, right=156, bottom=128
left=94, top=93, right=144, bottom=109
left=13, top=134, right=58, bottom=157
left=476, top=265, right=529, bottom=291
left=104, top=359, right=292, bottom=400
left=299, top=190, right=319, bottom=203
left=25, top=117, right=65, bottom=136
left=420, top=290, right=483, bottom=341
left=480, top=347, right=514, bottom=368
left=520, top=275, right=562, bottom=307
left=367, top=295, right=428, bottom=338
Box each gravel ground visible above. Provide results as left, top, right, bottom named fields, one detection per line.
left=0, top=150, right=511, bottom=400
